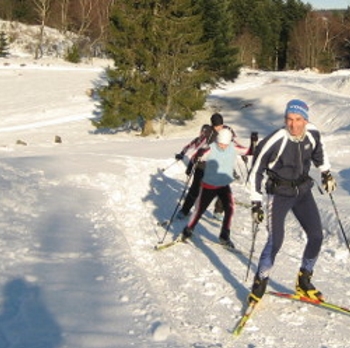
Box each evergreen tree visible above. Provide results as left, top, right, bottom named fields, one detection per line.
left=12, top=0, right=36, bottom=24
left=0, top=31, right=10, bottom=58
left=96, top=0, right=212, bottom=135
left=200, top=0, right=240, bottom=81
left=247, top=0, right=283, bottom=70
left=229, top=0, right=310, bottom=70
left=278, top=0, right=310, bottom=70
left=230, top=0, right=261, bottom=67
left=229, top=0, right=251, bottom=36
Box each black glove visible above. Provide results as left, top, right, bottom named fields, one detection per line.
left=251, top=132, right=258, bottom=143
left=175, top=152, right=184, bottom=161
left=252, top=201, right=264, bottom=224
left=247, top=132, right=258, bottom=156
left=321, top=170, right=337, bottom=193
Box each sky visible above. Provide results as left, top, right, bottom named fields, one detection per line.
left=0, top=25, right=350, bottom=348
left=301, top=0, right=349, bottom=9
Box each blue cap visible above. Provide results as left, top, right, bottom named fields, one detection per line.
left=285, top=99, right=309, bottom=120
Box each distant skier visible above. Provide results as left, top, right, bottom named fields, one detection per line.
left=248, top=99, right=337, bottom=303
left=175, top=113, right=249, bottom=221
left=179, top=128, right=240, bottom=248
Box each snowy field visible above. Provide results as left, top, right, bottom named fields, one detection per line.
left=0, top=56, right=350, bottom=348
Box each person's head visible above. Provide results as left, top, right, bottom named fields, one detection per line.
left=216, top=128, right=232, bottom=150
left=284, top=99, right=309, bottom=137
left=200, top=124, right=211, bottom=137
left=211, top=113, right=224, bottom=132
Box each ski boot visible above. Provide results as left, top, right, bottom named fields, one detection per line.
left=296, top=268, right=324, bottom=301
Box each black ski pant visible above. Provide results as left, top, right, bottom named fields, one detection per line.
left=186, top=184, right=234, bottom=238
left=181, top=167, right=223, bottom=215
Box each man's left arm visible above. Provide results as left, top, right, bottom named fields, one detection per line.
left=309, top=128, right=336, bottom=193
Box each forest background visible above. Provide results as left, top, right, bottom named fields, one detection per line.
left=1, top=0, right=350, bottom=135
left=1, top=0, right=349, bottom=71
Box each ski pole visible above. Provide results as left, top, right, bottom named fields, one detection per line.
left=245, top=221, right=259, bottom=282
left=160, top=159, right=178, bottom=173
left=329, top=193, right=350, bottom=253
left=315, top=179, right=350, bottom=253
left=244, top=132, right=258, bottom=185
left=158, top=161, right=197, bottom=244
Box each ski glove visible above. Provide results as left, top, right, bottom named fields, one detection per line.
left=247, top=132, right=259, bottom=156
left=251, top=132, right=259, bottom=143
left=322, top=170, right=337, bottom=193
left=175, top=152, right=184, bottom=161
left=252, top=201, right=264, bottom=224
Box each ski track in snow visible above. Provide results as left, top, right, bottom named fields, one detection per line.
left=0, top=60, right=350, bottom=347
left=98, top=155, right=350, bottom=347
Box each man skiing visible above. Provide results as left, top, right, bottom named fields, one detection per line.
left=248, top=99, right=337, bottom=303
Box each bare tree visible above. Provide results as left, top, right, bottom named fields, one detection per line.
left=233, top=29, right=261, bottom=69
left=75, top=0, right=94, bottom=36
left=289, top=11, right=349, bottom=71
left=33, top=0, right=52, bottom=59
left=0, top=0, right=13, bottom=20
left=88, top=0, right=115, bottom=57
left=60, top=0, right=70, bottom=34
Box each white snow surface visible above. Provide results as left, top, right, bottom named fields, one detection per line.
left=0, top=56, right=350, bottom=348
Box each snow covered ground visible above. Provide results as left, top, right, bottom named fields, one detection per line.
left=0, top=56, right=350, bottom=348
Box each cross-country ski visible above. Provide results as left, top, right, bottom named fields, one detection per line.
left=267, top=291, right=350, bottom=316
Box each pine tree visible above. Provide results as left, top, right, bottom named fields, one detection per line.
left=12, top=0, right=36, bottom=23
left=247, top=0, right=283, bottom=70
left=0, top=31, right=9, bottom=58
left=96, top=0, right=212, bottom=135
left=229, top=0, right=310, bottom=70
left=200, top=0, right=240, bottom=81
left=278, top=0, right=310, bottom=70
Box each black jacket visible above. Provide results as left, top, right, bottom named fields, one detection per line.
left=249, top=123, right=331, bottom=201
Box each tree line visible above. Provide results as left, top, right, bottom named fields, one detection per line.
left=1, top=0, right=350, bottom=134
left=96, top=0, right=350, bottom=134
left=0, top=0, right=116, bottom=58
left=1, top=0, right=349, bottom=70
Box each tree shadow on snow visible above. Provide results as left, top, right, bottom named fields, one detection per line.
left=0, top=278, right=62, bottom=348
